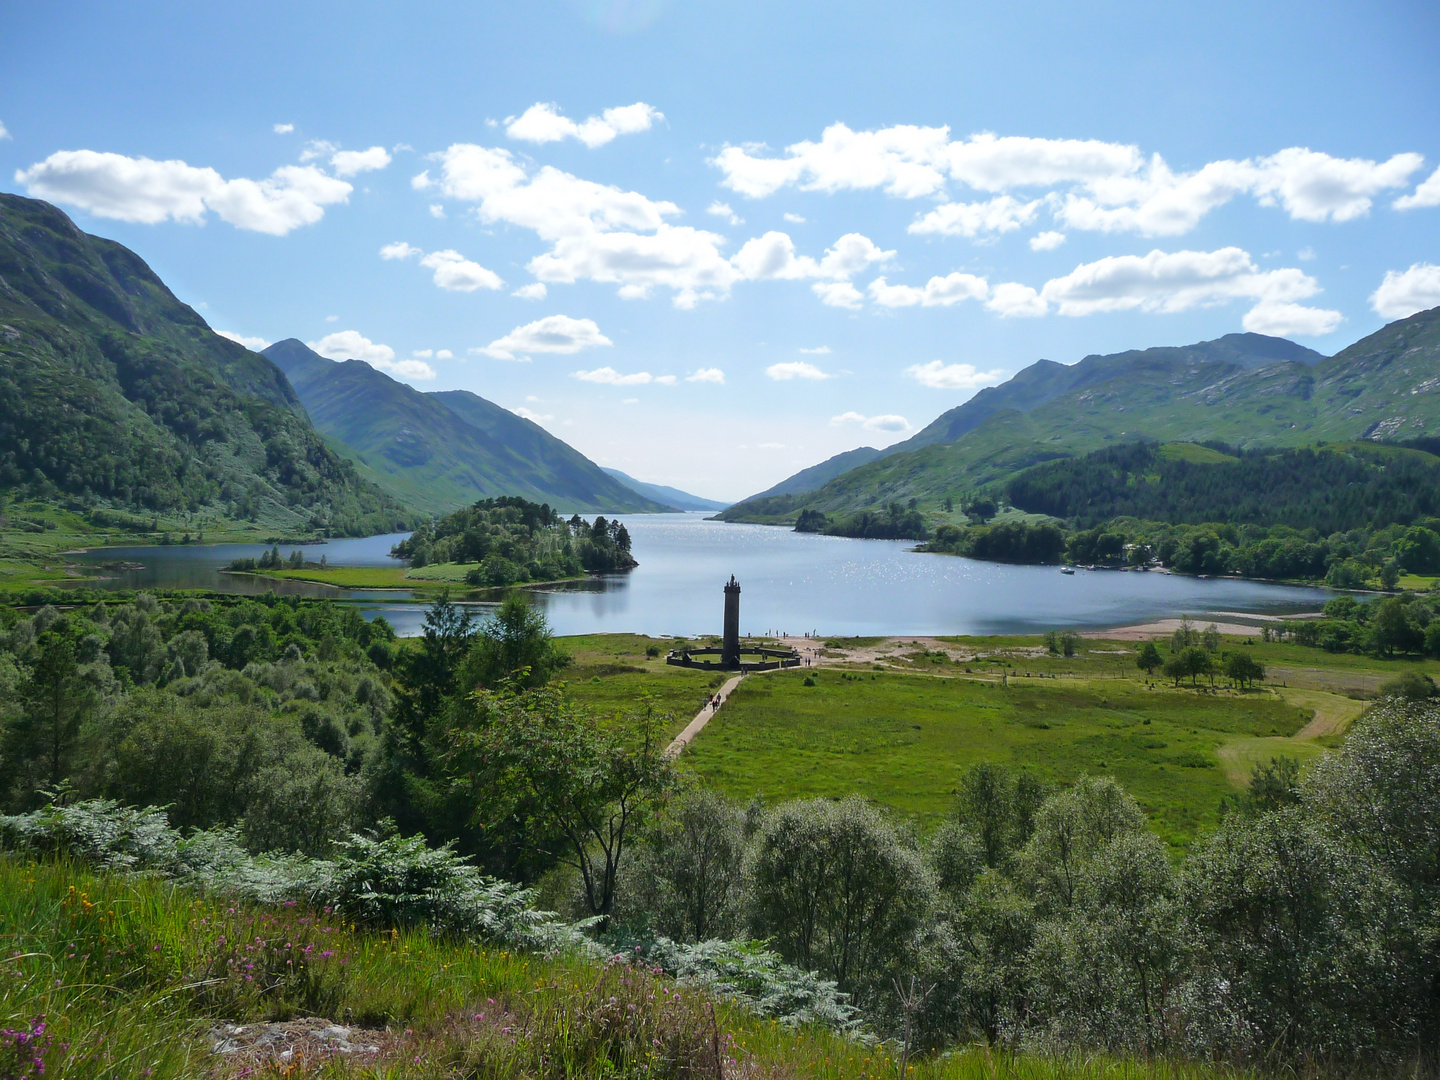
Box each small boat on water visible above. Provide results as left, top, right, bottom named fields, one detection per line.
left=1060, top=566, right=1076, bottom=575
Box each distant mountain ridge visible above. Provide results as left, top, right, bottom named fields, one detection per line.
left=0, top=193, right=412, bottom=536
left=601, top=468, right=728, bottom=511
left=720, top=316, right=1439, bottom=524
left=264, top=339, right=673, bottom=515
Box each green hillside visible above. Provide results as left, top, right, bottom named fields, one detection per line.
left=602, top=466, right=729, bottom=510
left=265, top=340, right=674, bottom=515
left=721, top=310, right=1440, bottom=524
left=0, top=194, right=414, bottom=539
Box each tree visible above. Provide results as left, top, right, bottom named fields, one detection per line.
left=1135, top=641, right=1162, bottom=674
left=393, top=591, right=476, bottom=754
left=442, top=686, right=672, bottom=921
left=1163, top=646, right=1213, bottom=687
left=750, top=795, right=933, bottom=1005
left=622, top=785, right=748, bottom=941
left=952, top=763, right=1045, bottom=869
left=456, top=592, right=569, bottom=691
left=5, top=633, right=95, bottom=804
left=1224, top=651, right=1266, bottom=688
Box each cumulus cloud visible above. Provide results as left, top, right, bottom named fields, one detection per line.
left=713, top=122, right=1425, bottom=237
left=511, top=406, right=554, bottom=422
left=812, top=282, right=864, bottom=309
left=783, top=212, right=806, bottom=223
left=429, top=203, right=446, bottom=218
left=216, top=330, right=271, bottom=350
left=1242, top=302, right=1343, bottom=337
left=799, top=345, right=831, bottom=354
left=1039, top=247, right=1320, bottom=316
left=273, top=123, right=294, bottom=134
left=906, top=360, right=1007, bottom=389
left=1371, top=263, right=1440, bottom=320
left=410, top=348, right=454, bottom=361
left=687, top=367, right=725, bottom=383
left=380, top=241, right=502, bottom=291
left=730, top=230, right=893, bottom=282
left=868, top=272, right=988, bottom=308
left=306, top=329, right=436, bottom=379
left=330, top=146, right=392, bottom=177
left=831, top=411, right=910, bottom=432
left=420, top=249, right=504, bottom=291
left=16, top=150, right=352, bottom=235
left=477, top=315, right=612, bottom=360
left=707, top=201, right=743, bottom=224
left=512, top=283, right=548, bottom=300
left=986, top=282, right=1047, bottom=317
left=1395, top=166, right=1440, bottom=210
left=766, top=361, right=830, bottom=381
left=429, top=142, right=737, bottom=306
left=908, top=195, right=1040, bottom=237
left=573, top=366, right=654, bottom=385
left=1030, top=230, right=1066, bottom=251
left=505, top=102, right=663, bottom=148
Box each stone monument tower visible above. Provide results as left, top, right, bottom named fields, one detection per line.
left=722, top=575, right=741, bottom=668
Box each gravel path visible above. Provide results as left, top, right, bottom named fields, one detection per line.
left=665, top=673, right=745, bottom=757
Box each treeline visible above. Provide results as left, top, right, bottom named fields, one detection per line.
left=924, top=520, right=1067, bottom=563
left=1007, top=440, right=1440, bottom=533
left=1266, top=592, right=1440, bottom=659
left=793, top=500, right=928, bottom=540
left=392, top=496, right=636, bottom=586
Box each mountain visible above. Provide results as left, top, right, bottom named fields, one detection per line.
left=0, top=193, right=413, bottom=536
left=727, top=332, right=1325, bottom=514
left=264, top=339, right=673, bottom=515
left=601, top=468, right=728, bottom=511
left=719, top=313, right=1440, bottom=524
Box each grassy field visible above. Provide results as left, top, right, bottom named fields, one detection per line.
left=0, top=855, right=1264, bottom=1080
left=559, top=633, right=732, bottom=737
left=679, top=667, right=1308, bottom=849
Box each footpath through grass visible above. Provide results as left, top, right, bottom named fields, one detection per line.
left=0, top=856, right=1261, bottom=1080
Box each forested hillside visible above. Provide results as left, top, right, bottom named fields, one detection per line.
left=0, top=194, right=414, bottom=537
left=265, top=339, right=672, bottom=515
left=721, top=310, right=1440, bottom=526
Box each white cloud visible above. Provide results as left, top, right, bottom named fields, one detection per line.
left=707, top=200, right=743, bottom=225
left=573, top=366, right=653, bottom=385
left=909, top=195, right=1039, bottom=238
left=325, top=314, right=339, bottom=322
left=16, top=150, right=352, bottom=235
left=687, top=367, right=725, bottom=383
left=380, top=241, right=422, bottom=260
left=1038, top=247, right=1321, bottom=317
left=1030, top=230, right=1066, bottom=251
left=306, top=330, right=436, bottom=379
left=505, top=102, right=664, bottom=148
left=435, top=349, right=454, bottom=360
left=0, top=120, right=11, bottom=140
left=1298, top=246, right=1316, bottom=261
left=385, top=359, right=437, bottom=380
left=986, top=282, right=1047, bottom=317
left=478, top=315, right=612, bottom=360
left=216, top=330, right=271, bottom=350
left=428, top=203, right=446, bottom=219
left=714, top=122, right=1425, bottom=236
left=512, top=283, right=548, bottom=300
left=1242, top=302, right=1343, bottom=337
left=1371, top=263, right=1440, bottom=320
left=299, top=139, right=338, bottom=163
left=330, top=146, right=392, bottom=177
left=431, top=142, right=737, bottom=306
left=1395, top=166, right=1440, bottom=210
left=420, top=248, right=504, bottom=291
left=783, top=212, right=806, bottom=223
left=511, top=406, right=554, bottom=422
left=273, top=123, right=294, bottom=135
left=766, top=361, right=830, bottom=381
left=308, top=330, right=395, bottom=364
left=655, top=375, right=677, bottom=385
left=831, top=411, right=910, bottom=432
left=868, top=272, right=988, bottom=308
left=731, top=230, right=893, bottom=281
left=906, top=360, right=1007, bottom=390
left=799, top=346, right=831, bottom=354
left=812, top=281, right=864, bottom=309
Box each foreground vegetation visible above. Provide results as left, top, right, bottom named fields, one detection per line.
left=2, top=587, right=1439, bottom=1075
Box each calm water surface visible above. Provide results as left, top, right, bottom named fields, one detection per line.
left=69, top=513, right=1330, bottom=637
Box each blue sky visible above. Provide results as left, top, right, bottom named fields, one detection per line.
left=3, top=0, right=1439, bottom=501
